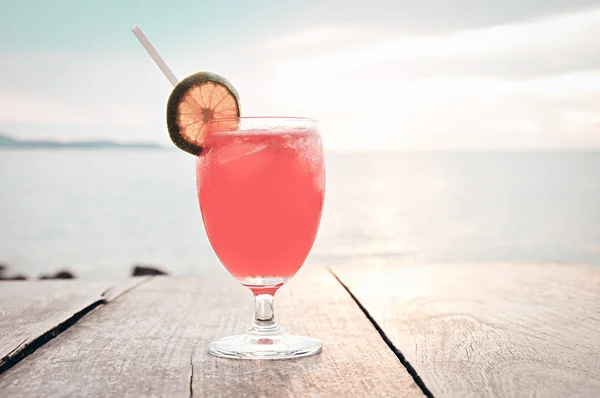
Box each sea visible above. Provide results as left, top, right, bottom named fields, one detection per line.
left=1, top=149, right=599, bottom=279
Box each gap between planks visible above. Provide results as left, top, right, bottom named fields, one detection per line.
left=188, top=348, right=194, bottom=398
left=0, top=277, right=151, bottom=375
left=328, top=268, right=435, bottom=398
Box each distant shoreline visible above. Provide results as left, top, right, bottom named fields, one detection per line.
left=0, top=146, right=166, bottom=150
left=0, top=133, right=164, bottom=149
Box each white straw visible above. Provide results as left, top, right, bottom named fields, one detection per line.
left=131, top=25, right=179, bottom=87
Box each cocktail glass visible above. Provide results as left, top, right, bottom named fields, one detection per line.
left=197, top=117, right=325, bottom=359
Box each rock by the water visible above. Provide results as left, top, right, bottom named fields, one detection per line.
left=132, top=265, right=168, bottom=276
left=54, top=270, right=75, bottom=279
left=39, top=270, right=76, bottom=280
left=5, top=274, right=27, bottom=280
left=0, top=264, right=28, bottom=281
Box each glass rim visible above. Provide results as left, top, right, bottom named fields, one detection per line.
left=207, top=116, right=319, bottom=136
left=210, top=116, right=318, bottom=123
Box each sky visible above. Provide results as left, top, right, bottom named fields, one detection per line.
left=1, top=0, right=600, bottom=151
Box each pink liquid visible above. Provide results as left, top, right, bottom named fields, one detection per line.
left=196, top=128, right=325, bottom=286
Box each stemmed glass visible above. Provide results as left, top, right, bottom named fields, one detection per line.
left=196, top=117, right=325, bottom=359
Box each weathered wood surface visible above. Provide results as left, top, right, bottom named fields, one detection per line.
left=0, top=278, right=145, bottom=372
left=0, top=269, right=423, bottom=397
left=332, top=262, right=600, bottom=398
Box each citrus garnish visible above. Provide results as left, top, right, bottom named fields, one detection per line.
left=166, top=71, right=240, bottom=155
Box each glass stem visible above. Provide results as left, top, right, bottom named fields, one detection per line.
left=252, top=294, right=281, bottom=333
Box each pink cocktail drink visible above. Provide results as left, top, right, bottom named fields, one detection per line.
left=197, top=126, right=325, bottom=292
left=195, top=117, right=325, bottom=359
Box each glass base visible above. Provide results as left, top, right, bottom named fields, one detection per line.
left=208, top=326, right=323, bottom=360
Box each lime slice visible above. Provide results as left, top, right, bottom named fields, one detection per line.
left=166, top=71, right=240, bottom=155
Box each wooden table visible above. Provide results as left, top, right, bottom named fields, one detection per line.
left=1, top=263, right=599, bottom=397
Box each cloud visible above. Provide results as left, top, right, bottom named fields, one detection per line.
left=256, top=0, right=600, bottom=36
left=0, top=89, right=153, bottom=128
left=264, top=71, right=600, bottom=151
left=252, top=6, right=600, bottom=150
left=260, top=25, right=392, bottom=54
left=266, top=5, right=600, bottom=75
left=0, top=52, right=173, bottom=141
left=1, top=5, right=600, bottom=150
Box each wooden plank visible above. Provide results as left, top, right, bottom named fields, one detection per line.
left=0, top=278, right=146, bottom=372
left=332, top=262, right=600, bottom=398
left=0, top=269, right=423, bottom=397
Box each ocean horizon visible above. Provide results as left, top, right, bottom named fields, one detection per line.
left=1, top=148, right=599, bottom=280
